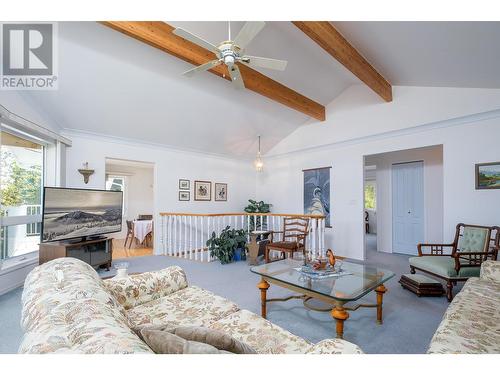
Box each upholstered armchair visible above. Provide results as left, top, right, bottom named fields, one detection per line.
left=409, top=223, right=500, bottom=301
left=265, top=217, right=310, bottom=263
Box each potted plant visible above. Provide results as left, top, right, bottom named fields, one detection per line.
left=206, top=226, right=248, bottom=264
left=244, top=199, right=272, bottom=231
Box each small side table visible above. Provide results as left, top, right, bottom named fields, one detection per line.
left=247, top=230, right=271, bottom=265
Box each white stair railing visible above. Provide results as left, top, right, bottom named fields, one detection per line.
left=159, top=212, right=326, bottom=262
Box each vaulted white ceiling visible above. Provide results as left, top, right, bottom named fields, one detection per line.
left=18, top=21, right=500, bottom=158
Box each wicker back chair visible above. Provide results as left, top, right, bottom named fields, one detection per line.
left=265, top=217, right=310, bottom=263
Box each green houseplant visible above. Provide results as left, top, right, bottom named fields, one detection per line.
left=206, top=226, right=248, bottom=264
left=244, top=199, right=272, bottom=231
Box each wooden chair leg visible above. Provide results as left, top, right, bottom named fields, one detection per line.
left=265, top=247, right=270, bottom=263
left=446, top=280, right=453, bottom=302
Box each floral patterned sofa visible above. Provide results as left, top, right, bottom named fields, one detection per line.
left=427, top=261, right=500, bottom=353
left=19, top=258, right=363, bottom=354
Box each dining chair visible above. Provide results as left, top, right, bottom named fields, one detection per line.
left=124, top=220, right=135, bottom=249
left=265, top=217, right=310, bottom=263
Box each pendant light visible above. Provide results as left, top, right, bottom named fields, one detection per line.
left=254, top=135, right=264, bottom=172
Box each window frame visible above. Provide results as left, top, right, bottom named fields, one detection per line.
left=1, top=126, right=46, bottom=263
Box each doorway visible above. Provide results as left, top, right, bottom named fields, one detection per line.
left=363, top=145, right=443, bottom=259
left=392, top=161, right=424, bottom=255
left=105, top=158, right=155, bottom=259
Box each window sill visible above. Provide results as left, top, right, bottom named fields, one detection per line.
left=0, top=252, right=39, bottom=275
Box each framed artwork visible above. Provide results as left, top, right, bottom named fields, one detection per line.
left=215, top=183, right=228, bottom=201
left=179, top=179, right=190, bottom=190
left=476, top=162, right=500, bottom=189
left=179, top=191, right=190, bottom=201
left=303, top=166, right=331, bottom=227
left=194, top=180, right=211, bottom=201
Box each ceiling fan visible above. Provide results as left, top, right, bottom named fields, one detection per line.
left=173, top=22, right=288, bottom=89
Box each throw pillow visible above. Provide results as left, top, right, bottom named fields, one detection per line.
left=139, top=325, right=256, bottom=354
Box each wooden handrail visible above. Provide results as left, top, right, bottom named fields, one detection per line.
left=159, top=212, right=326, bottom=219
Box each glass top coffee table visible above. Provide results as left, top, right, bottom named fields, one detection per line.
left=250, top=259, right=395, bottom=339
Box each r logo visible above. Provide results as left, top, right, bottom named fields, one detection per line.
left=2, top=24, right=53, bottom=76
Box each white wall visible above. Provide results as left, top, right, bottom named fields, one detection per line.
left=106, top=164, right=154, bottom=239
left=258, top=86, right=500, bottom=261
left=63, top=131, right=257, bottom=252
left=365, top=146, right=443, bottom=254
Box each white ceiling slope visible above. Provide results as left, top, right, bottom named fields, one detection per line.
left=18, top=21, right=500, bottom=159
left=22, top=21, right=357, bottom=159
left=333, top=22, right=500, bottom=88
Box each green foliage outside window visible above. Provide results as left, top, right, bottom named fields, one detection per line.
left=1, top=150, right=42, bottom=207
left=364, top=183, right=376, bottom=209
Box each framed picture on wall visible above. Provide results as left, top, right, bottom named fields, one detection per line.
left=194, top=180, right=211, bottom=201
left=215, top=183, right=228, bottom=201
left=303, top=166, right=331, bottom=227
left=476, top=162, right=500, bottom=189
left=179, top=179, right=190, bottom=190
left=179, top=191, right=190, bottom=201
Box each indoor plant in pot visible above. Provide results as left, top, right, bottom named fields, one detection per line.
left=206, top=226, right=248, bottom=264
left=244, top=199, right=272, bottom=231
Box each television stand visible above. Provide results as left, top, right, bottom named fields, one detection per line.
left=39, top=237, right=113, bottom=270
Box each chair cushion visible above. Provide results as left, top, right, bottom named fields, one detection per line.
left=208, top=309, right=312, bottom=354
left=140, top=326, right=257, bottom=354
left=267, top=241, right=303, bottom=251
left=409, top=256, right=480, bottom=278
left=457, top=226, right=489, bottom=253
left=127, top=286, right=239, bottom=329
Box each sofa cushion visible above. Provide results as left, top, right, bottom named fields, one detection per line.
left=409, top=256, right=480, bottom=278
left=104, top=266, right=188, bottom=310
left=427, top=277, right=500, bottom=354
left=127, top=286, right=240, bottom=329
left=208, top=309, right=312, bottom=354
left=140, top=326, right=257, bottom=354
left=20, top=258, right=151, bottom=354
left=305, top=339, right=364, bottom=354
left=480, top=260, right=500, bottom=283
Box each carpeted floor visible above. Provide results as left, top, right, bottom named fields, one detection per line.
left=0, top=234, right=461, bottom=354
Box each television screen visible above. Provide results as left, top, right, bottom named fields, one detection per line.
left=42, top=187, right=123, bottom=242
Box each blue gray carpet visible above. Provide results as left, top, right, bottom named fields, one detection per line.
left=0, top=235, right=460, bottom=354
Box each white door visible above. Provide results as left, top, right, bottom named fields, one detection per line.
left=392, top=161, right=424, bottom=255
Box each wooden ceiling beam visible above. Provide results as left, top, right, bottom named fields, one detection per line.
left=293, top=21, right=392, bottom=102
left=101, top=21, right=326, bottom=121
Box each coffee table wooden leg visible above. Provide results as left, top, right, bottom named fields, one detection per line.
left=376, top=284, right=387, bottom=324
left=331, top=304, right=349, bottom=339
left=257, top=279, right=270, bottom=319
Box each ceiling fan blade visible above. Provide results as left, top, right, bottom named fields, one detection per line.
left=233, top=21, right=266, bottom=50
left=228, top=64, right=245, bottom=89
left=241, top=55, right=288, bottom=71
left=173, top=28, right=220, bottom=55
left=182, top=60, right=221, bottom=77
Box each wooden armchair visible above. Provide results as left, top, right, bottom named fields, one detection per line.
left=409, top=223, right=500, bottom=301
left=265, top=217, right=310, bottom=263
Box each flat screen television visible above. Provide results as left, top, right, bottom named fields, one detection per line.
left=42, top=187, right=123, bottom=243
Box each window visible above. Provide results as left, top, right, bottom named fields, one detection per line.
left=26, top=205, right=42, bottom=236
left=0, top=130, right=44, bottom=261
left=364, top=181, right=376, bottom=210
left=106, top=175, right=127, bottom=218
